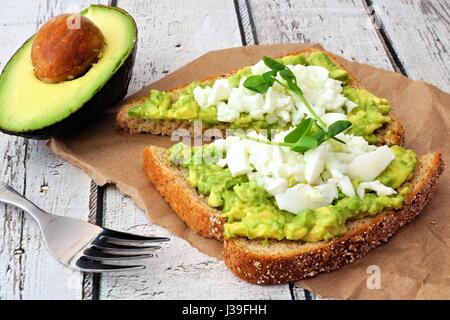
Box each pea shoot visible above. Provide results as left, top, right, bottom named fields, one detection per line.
left=241, top=56, right=352, bottom=153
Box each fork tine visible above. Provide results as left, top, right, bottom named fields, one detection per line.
left=83, top=247, right=153, bottom=261
left=93, top=237, right=161, bottom=254
left=75, top=257, right=145, bottom=273
left=102, top=228, right=170, bottom=243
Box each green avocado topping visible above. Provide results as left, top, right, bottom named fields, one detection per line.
left=169, top=143, right=417, bottom=242
left=227, top=67, right=252, bottom=87
left=127, top=51, right=391, bottom=139
left=377, top=145, right=417, bottom=189
left=305, top=51, right=349, bottom=83
left=128, top=83, right=218, bottom=124
left=344, top=86, right=392, bottom=144
left=277, top=54, right=307, bottom=68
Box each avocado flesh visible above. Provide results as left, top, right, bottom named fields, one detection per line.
left=0, top=5, right=137, bottom=139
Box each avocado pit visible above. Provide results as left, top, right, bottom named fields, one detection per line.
left=31, top=14, right=105, bottom=83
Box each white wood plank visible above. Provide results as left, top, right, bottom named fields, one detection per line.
left=0, top=137, right=27, bottom=299
left=234, top=0, right=257, bottom=45
left=371, top=0, right=450, bottom=92
left=19, top=141, right=92, bottom=300
left=100, top=0, right=292, bottom=299
left=0, top=0, right=106, bottom=300
left=101, top=187, right=291, bottom=300
left=120, top=0, right=242, bottom=95
left=247, top=0, right=394, bottom=70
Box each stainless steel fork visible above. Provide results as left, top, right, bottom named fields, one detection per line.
left=0, top=182, right=169, bottom=272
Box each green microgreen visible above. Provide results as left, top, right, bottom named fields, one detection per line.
left=241, top=56, right=352, bottom=153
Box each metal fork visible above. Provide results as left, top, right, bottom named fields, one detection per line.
left=0, top=182, right=169, bottom=272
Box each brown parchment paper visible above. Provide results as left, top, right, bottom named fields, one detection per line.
left=48, top=44, right=450, bottom=299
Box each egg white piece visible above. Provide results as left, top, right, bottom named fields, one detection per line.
left=329, top=175, right=356, bottom=197
left=250, top=60, right=271, bottom=75
left=225, top=141, right=253, bottom=176
left=193, top=59, right=354, bottom=126
left=345, top=100, right=358, bottom=113
left=217, top=101, right=239, bottom=122
left=263, top=177, right=289, bottom=195
left=322, top=112, right=348, bottom=126
left=193, top=86, right=210, bottom=109
left=304, top=143, right=328, bottom=184
left=315, top=183, right=339, bottom=203
left=347, top=145, right=395, bottom=181
left=275, top=183, right=338, bottom=214
left=192, top=79, right=231, bottom=110
left=357, top=181, right=397, bottom=198
left=207, top=79, right=231, bottom=106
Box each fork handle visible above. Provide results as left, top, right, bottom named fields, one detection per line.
left=0, top=182, right=51, bottom=227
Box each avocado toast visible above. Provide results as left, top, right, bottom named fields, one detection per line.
left=143, top=143, right=442, bottom=284
left=116, top=48, right=403, bottom=147
left=116, top=49, right=443, bottom=284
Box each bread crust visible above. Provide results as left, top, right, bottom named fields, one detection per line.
left=117, top=48, right=404, bottom=146
left=143, top=145, right=444, bottom=284
left=143, top=147, right=225, bottom=240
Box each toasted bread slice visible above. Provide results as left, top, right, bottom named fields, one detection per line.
left=117, top=48, right=404, bottom=146
left=143, top=145, right=444, bottom=284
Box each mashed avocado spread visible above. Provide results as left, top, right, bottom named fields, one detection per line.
left=169, top=143, right=417, bottom=242
left=127, top=51, right=392, bottom=141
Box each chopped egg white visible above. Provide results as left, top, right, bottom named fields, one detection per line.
left=304, top=143, right=328, bottom=184
left=322, top=112, right=348, bottom=126
left=211, top=129, right=397, bottom=214
left=275, top=183, right=338, bottom=213
left=357, top=181, right=397, bottom=198
left=190, top=58, right=400, bottom=214
left=347, top=145, right=395, bottom=181
left=250, top=60, right=271, bottom=75
left=337, top=175, right=356, bottom=197
left=217, top=101, right=239, bottom=122
left=263, top=177, right=289, bottom=195
left=193, top=79, right=232, bottom=110
left=345, top=100, right=358, bottom=113
left=225, top=141, right=252, bottom=176
left=192, top=59, right=356, bottom=126
left=329, top=175, right=356, bottom=197
left=330, top=134, right=377, bottom=156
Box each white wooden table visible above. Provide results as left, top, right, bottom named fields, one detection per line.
left=0, top=0, right=448, bottom=300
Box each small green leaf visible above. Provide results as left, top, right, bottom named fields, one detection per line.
left=279, top=68, right=296, bottom=83
left=262, top=71, right=276, bottom=87
left=291, top=136, right=318, bottom=152
left=311, top=129, right=328, bottom=145
left=284, top=118, right=313, bottom=143
left=243, top=75, right=270, bottom=93
left=263, top=56, right=286, bottom=71
left=286, top=80, right=303, bottom=96
left=331, top=136, right=346, bottom=144
left=327, top=120, right=352, bottom=138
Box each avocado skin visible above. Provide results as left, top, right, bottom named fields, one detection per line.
left=0, top=5, right=137, bottom=140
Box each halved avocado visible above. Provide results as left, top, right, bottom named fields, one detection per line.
left=0, top=5, right=137, bottom=139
